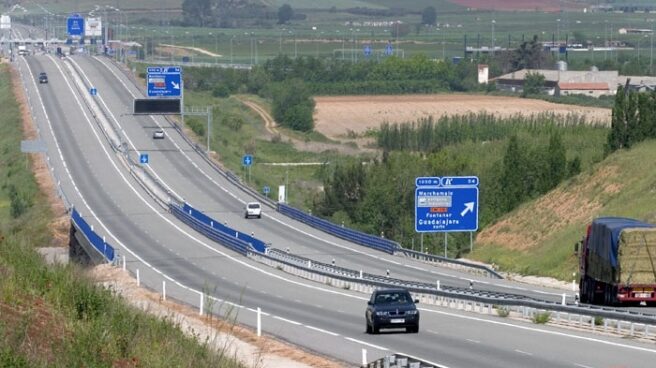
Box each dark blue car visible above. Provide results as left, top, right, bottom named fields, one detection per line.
left=365, top=288, right=419, bottom=334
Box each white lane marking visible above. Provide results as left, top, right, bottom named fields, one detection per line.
left=22, top=53, right=645, bottom=368
left=405, top=264, right=426, bottom=271
left=466, top=339, right=480, bottom=344
left=305, top=325, right=340, bottom=336
left=514, top=349, right=533, bottom=356
left=67, top=57, right=181, bottom=201
left=273, top=316, right=302, bottom=326
left=426, top=329, right=439, bottom=335
left=419, top=306, right=656, bottom=355
left=574, top=364, right=594, bottom=368
left=344, top=337, right=388, bottom=351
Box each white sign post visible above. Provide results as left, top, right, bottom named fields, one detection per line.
left=278, top=185, right=286, bottom=203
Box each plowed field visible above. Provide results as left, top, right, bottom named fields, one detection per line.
left=313, top=94, right=611, bottom=139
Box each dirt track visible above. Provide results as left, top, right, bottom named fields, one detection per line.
left=313, top=94, right=611, bottom=139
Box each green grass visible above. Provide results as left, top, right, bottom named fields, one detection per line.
left=472, top=139, right=656, bottom=280
left=0, top=65, right=244, bottom=367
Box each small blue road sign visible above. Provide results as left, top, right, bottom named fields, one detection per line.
left=363, top=44, right=372, bottom=57
left=242, top=154, right=253, bottom=167
left=385, top=43, right=393, bottom=56
left=146, top=66, right=182, bottom=98
left=263, top=186, right=270, bottom=195
left=415, top=176, right=479, bottom=232
left=67, top=14, right=84, bottom=37
left=139, top=153, right=149, bottom=164
left=90, top=87, right=97, bottom=96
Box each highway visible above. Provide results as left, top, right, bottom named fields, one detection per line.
left=15, top=44, right=656, bottom=366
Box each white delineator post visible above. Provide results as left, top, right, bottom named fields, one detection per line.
left=199, top=293, right=204, bottom=316
left=257, top=307, right=262, bottom=337
left=136, top=269, right=140, bottom=286
left=162, top=281, right=166, bottom=301
left=362, top=349, right=367, bottom=366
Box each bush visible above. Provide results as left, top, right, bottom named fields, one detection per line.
left=594, top=315, right=604, bottom=326
left=271, top=79, right=315, bottom=132
left=532, top=311, right=551, bottom=324
left=186, top=117, right=205, bottom=137
left=212, top=85, right=231, bottom=98
left=495, top=305, right=510, bottom=317
left=220, top=114, right=244, bottom=131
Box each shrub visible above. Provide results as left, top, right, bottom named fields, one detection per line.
left=212, top=85, right=230, bottom=98
left=532, top=311, right=551, bottom=324
left=221, top=114, right=244, bottom=131
left=594, top=315, right=604, bottom=326
left=495, top=305, right=510, bottom=317
left=186, top=117, right=205, bottom=137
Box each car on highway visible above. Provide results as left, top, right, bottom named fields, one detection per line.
left=365, top=288, right=419, bottom=334
left=38, top=72, right=48, bottom=84
left=244, top=202, right=262, bottom=219
left=152, top=130, right=165, bottom=139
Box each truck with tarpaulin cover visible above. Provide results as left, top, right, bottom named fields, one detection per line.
left=578, top=217, right=656, bottom=305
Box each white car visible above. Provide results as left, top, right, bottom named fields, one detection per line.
left=245, top=202, right=262, bottom=219
left=153, top=130, right=165, bottom=139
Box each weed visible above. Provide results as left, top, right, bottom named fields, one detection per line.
left=594, top=316, right=604, bottom=326
left=495, top=305, right=510, bottom=317
left=532, top=311, right=552, bottom=324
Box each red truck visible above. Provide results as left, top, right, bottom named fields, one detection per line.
left=578, top=217, right=656, bottom=305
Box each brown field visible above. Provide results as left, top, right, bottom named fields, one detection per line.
left=313, top=94, right=611, bottom=139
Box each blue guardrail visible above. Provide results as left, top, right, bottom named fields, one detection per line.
left=181, top=203, right=267, bottom=253
left=170, top=203, right=260, bottom=255
left=277, top=203, right=398, bottom=254
left=71, top=208, right=115, bottom=262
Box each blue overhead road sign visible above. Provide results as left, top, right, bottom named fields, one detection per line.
left=242, top=154, right=253, bottom=167
left=415, top=176, right=479, bottom=232
left=67, top=14, right=84, bottom=36
left=147, top=66, right=182, bottom=98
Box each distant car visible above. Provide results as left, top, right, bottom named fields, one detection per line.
left=152, top=130, right=165, bottom=139
left=365, top=288, right=419, bottom=334
left=244, top=202, right=262, bottom=219
left=38, top=72, right=48, bottom=84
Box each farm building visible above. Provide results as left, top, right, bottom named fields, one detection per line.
left=556, top=82, right=610, bottom=97
left=494, top=68, right=618, bottom=96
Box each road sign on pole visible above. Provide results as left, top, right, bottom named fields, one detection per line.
left=139, top=153, right=149, bottom=164
left=242, top=154, right=253, bottom=167
left=67, top=14, right=84, bottom=37
left=146, top=66, right=182, bottom=98
left=385, top=43, right=393, bottom=56
left=415, top=176, right=479, bottom=232
left=89, top=87, right=97, bottom=96
left=363, top=44, right=372, bottom=57
left=263, top=185, right=270, bottom=197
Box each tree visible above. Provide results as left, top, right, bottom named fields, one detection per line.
left=271, top=79, right=315, bottom=132
left=278, top=4, right=294, bottom=24
left=182, top=0, right=212, bottom=27
left=500, top=136, right=526, bottom=212
left=606, top=85, right=628, bottom=153
left=421, top=6, right=437, bottom=26
left=547, top=133, right=567, bottom=188
left=511, top=35, right=548, bottom=70
left=522, top=72, right=545, bottom=96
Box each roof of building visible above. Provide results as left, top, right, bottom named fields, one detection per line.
left=496, top=69, right=618, bottom=84
left=558, top=82, right=609, bottom=90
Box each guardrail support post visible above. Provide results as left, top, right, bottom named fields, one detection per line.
left=136, top=269, right=140, bottom=286
left=561, top=293, right=566, bottom=306
left=436, top=280, right=441, bottom=291
left=361, top=348, right=367, bottom=366
left=199, top=293, right=204, bottom=316
left=360, top=270, right=363, bottom=279
left=162, top=281, right=166, bottom=301
left=257, top=307, right=262, bottom=337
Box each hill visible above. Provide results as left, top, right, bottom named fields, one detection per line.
left=472, top=140, right=656, bottom=280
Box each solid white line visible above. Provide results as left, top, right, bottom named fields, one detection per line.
left=304, top=325, right=340, bottom=336
left=466, top=339, right=480, bottom=344
left=343, top=337, right=388, bottom=351
left=273, top=316, right=302, bottom=326
left=514, top=349, right=533, bottom=356
left=574, top=363, right=594, bottom=368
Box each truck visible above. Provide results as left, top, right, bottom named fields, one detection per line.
left=578, top=217, right=656, bottom=305
left=17, top=44, right=27, bottom=56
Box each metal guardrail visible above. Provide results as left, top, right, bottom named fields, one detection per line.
left=254, top=248, right=656, bottom=326
left=170, top=203, right=252, bottom=256
left=71, top=208, right=115, bottom=262
left=278, top=203, right=399, bottom=255
left=401, top=248, right=503, bottom=279
left=181, top=202, right=267, bottom=253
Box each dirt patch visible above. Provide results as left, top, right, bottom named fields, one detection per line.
left=160, top=44, right=222, bottom=58
left=237, top=96, right=371, bottom=155
left=10, top=64, right=69, bottom=247
left=313, top=94, right=611, bottom=140
left=477, top=165, right=622, bottom=251
left=88, top=265, right=343, bottom=368
left=448, top=0, right=583, bottom=11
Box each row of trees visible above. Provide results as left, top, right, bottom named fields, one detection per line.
left=607, top=87, right=656, bottom=153
left=181, top=0, right=300, bottom=27
left=377, top=112, right=600, bottom=152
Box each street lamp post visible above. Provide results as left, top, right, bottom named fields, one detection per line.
left=491, top=19, right=496, bottom=55
left=230, top=35, right=234, bottom=64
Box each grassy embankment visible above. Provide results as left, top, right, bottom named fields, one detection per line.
left=0, top=64, right=244, bottom=367
left=473, top=140, right=656, bottom=280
